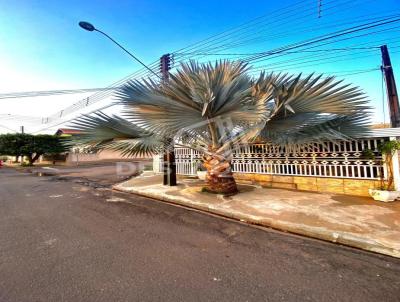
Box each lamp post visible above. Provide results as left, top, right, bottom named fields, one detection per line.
left=78, top=21, right=160, bottom=78
left=78, top=21, right=176, bottom=186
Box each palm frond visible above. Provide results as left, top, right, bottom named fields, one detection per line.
left=65, top=112, right=163, bottom=156
left=261, top=112, right=371, bottom=145
left=257, top=73, right=371, bottom=143
left=269, top=73, right=370, bottom=117
left=116, top=60, right=268, bottom=145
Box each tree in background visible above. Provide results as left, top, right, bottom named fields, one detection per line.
left=0, top=134, right=28, bottom=163
left=0, top=134, right=66, bottom=165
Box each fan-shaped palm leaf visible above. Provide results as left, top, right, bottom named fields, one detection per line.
left=67, top=60, right=371, bottom=194
left=259, top=73, right=371, bottom=143
left=66, top=112, right=163, bottom=157
left=116, top=60, right=268, bottom=148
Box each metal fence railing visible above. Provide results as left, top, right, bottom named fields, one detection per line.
left=154, top=138, right=388, bottom=179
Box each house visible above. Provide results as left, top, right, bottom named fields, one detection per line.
left=55, top=128, right=82, bottom=136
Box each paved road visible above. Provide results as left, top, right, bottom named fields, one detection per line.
left=0, top=168, right=399, bottom=302
left=27, top=160, right=150, bottom=186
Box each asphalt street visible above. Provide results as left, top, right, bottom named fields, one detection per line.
left=0, top=167, right=399, bottom=301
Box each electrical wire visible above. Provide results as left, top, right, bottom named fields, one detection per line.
left=170, top=13, right=400, bottom=74
left=172, top=0, right=316, bottom=54
left=2, top=44, right=395, bottom=101
left=174, top=0, right=359, bottom=57
left=189, top=5, right=395, bottom=55
left=248, top=67, right=380, bottom=76
left=178, top=31, right=400, bottom=61
left=0, top=61, right=158, bottom=100
left=0, top=87, right=119, bottom=100
left=0, top=115, right=43, bottom=125
left=0, top=124, right=18, bottom=133
left=173, top=46, right=381, bottom=57
left=32, top=60, right=160, bottom=130
left=174, top=1, right=393, bottom=61
left=260, top=45, right=400, bottom=71
left=245, top=26, right=400, bottom=65
left=31, top=103, right=120, bottom=134
left=41, top=59, right=160, bottom=124
left=240, top=16, right=400, bottom=64
left=250, top=48, right=380, bottom=71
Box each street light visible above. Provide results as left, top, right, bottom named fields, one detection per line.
left=78, top=21, right=95, bottom=31
left=78, top=21, right=160, bottom=78
left=78, top=21, right=176, bottom=186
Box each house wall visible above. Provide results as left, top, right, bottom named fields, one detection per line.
left=233, top=173, right=384, bottom=197
left=65, top=150, right=151, bottom=163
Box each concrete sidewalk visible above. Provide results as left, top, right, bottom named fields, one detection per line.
left=114, top=173, right=400, bottom=258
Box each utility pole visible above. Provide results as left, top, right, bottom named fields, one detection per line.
left=160, top=54, right=177, bottom=186
left=20, top=126, right=24, bottom=134
left=381, top=45, right=400, bottom=128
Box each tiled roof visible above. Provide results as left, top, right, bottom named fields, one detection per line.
left=55, top=128, right=82, bottom=135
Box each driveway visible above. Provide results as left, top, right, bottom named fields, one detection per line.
left=0, top=167, right=399, bottom=301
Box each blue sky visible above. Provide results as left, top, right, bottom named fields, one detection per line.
left=0, top=0, right=399, bottom=133
left=1, top=0, right=274, bottom=87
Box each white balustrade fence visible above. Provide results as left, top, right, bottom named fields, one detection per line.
left=154, top=138, right=389, bottom=180
left=154, top=148, right=203, bottom=176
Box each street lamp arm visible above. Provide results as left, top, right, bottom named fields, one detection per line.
left=94, top=28, right=161, bottom=79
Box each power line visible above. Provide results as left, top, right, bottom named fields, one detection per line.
left=248, top=67, right=380, bottom=76
left=173, top=0, right=386, bottom=61
left=0, top=124, right=18, bottom=133
left=191, top=7, right=396, bottom=55
left=173, top=35, right=400, bottom=70
left=173, top=46, right=380, bottom=57
left=0, top=114, right=43, bottom=125
left=241, top=15, right=400, bottom=64
left=250, top=48, right=379, bottom=71
left=321, top=68, right=381, bottom=76
left=174, top=0, right=357, bottom=57
left=40, top=59, right=160, bottom=124
left=170, top=12, right=400, bottom=74
left=0, top=87, right=119, bottom=100
left=31, top=102, right=119, bottom=134
left=29, top=61, right=162, bottom=130
left=251, top=49, right=400, bottom=73
left=253, top=52, right=377, bottom=72
left=172, top=0, right=316, bottom=54
left=255, top=42, right=400, bottom=71
left=246, top=25, right=400, bottom=66
left=1, top=46, right=393, bottom=101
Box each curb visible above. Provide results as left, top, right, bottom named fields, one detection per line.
left=113, top=184, right=400, bottom=259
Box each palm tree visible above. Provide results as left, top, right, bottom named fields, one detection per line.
left=69, top=61, right=370, bottom=194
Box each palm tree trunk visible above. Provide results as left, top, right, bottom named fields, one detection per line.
left=203, top=152, right=238, bottom=195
